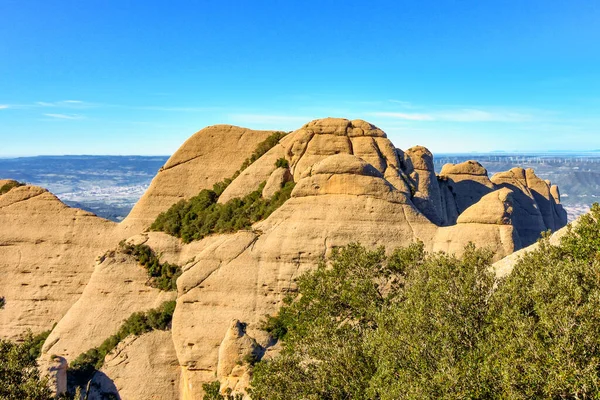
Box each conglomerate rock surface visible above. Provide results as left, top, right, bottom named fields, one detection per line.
left=0, top=117, right=568, bottom=399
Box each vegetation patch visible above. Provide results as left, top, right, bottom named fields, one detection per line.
left=202, top=381, right=243, bottom=400
left=0, top=330, right=53, bottom=400
left=250, top=203, right=600, bottom=399
left=151, top=131, right=293, bottom=243
left=119, top=241, right=181, bottom=291
left=0, top=180, right=25, bottom=195
left=69, top=300, right=176, bottom=386
left=151, top=181, right=295, bottom=243
left=274, top=157, right=289, bottom=169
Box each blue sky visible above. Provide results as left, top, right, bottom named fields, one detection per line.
left=1, top=0, right=599, bottom=156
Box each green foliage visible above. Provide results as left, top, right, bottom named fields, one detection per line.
left=151, top=131, right=291, bottom=243
left=202, top=381, right=244, bottom=400
left=237, top=131, right=287, bottom=175
left=119, top=241, right=181, bottom=291
left=152, top=181, right=295, bottom=243
left=371, top=245, right=496, bottom=399
left=69, top=300, right=176, bottom=385
left=0, top=332, right=54, bottom=400
left=0, top=180, right=25, bottom=195
left=485, top=202, right=600, bottom=398
left=251, top=206, right=600, bottom=399
left=274, top=157, right=289, bottom=169
left=251, top=242, right=427, bottom=400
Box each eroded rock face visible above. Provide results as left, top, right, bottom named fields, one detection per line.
left=217, top=320, right=262, bottom=399
left=41, top=355, right=68, bottom=397
left=403, top=146, right=445, bottom=225
left=88, top=330, right=180, bottom=400
left=0, top=185, right=117, bottom=339
left=490, top=167, right=561, bottom=246
left=439, top=160, right=496, bottom=216
left=0, top=117, right=569, bottom=399
left=122, top=125, right=275, bottom=231
left=41, top=250, right=175, bottom=360
left=261, top=167, right=293, bottom=199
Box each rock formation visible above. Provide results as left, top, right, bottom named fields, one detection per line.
left=0, top=117, right=568, bottom=399
left=0, top=185, right=117, bottom=338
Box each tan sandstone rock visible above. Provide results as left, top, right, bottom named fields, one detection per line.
left=438, top=161, right=496, bottom=215
left=490, top=168, right=548, bottom=246
left=0, top=117, right=571, bottom=400
left=456, top=188, right=515, bottom=225
left=122, top=125, right=275, bottom=232
left=404, top=146, right=445, bottom=225
left=41, top=250, right=175, bottom=361
left=87, top=330, right=180, bottom=400
left=262, top=167, right=293, bottom=199
left=0, top=185, right=117, bottom=339
left=41, top=355, right=68, bottom=397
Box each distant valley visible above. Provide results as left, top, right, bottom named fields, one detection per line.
left=0, top=156, right=168, bottom=221
left=0, top=153, right=597, bottom=222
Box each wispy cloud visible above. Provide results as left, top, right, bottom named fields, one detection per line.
left=436, top=109, right=532, bottom=122
left=388, top=99, right=414, bottom=108
left=44, top=113, right=85, bottom=120
left=37, top=100, right=94, bottom=108
left=0, top=105, right=9, bottom=110
left=368, top=108, right=534, bottom=123
left=369, top=112, right=434, bottom=121
left=131, top=105, right=219, bottom=112
left=229, top=114, right=313, bottom=125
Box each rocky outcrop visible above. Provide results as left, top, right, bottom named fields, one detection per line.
left=403, top=146, right=444, bottom=225
left=0, top=117, right=569, bottom=399
left=122, top=125, right=275, bottom=231
left=0, top=185, right=117, bottom=339
left=262, top=167, right=293, bottom=199
left=433, top=188, right=522, bottom=257
left=88, top=330, right=180, bottom=400
left=439, top=161, right=496, bottom=216
left=490, top=167, right=561, bottom=246
left=42, top=355, right=68, bottom=397
left=217, top=320, right=263, bottom=399
left=41, top=249, right=175, bottom=360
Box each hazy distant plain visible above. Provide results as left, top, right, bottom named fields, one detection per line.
left=0, top=154, right=597, bottom=222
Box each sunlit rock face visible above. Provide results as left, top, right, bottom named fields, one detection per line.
left=0, top=117, right=567, bottom=399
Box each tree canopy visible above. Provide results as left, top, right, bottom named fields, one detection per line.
left=250, top=203, right=600, bottom=399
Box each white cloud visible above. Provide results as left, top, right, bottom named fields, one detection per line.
left=388, top=99, right=414, bottom=108
left=367, top=112, right=434, bottom=121
left=0, top=105, right=9, bottom=109
left=36, top=100, right=92, bottom=108
left=435, top=109, right=532, bottom=122
left=368, top=108, right=533, bottom=123
left=44, top=113, right=85, bottom=120
left=229, top=114, right=313, bottom=125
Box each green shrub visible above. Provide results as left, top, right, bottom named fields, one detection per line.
left=485, top=203, right=600, bottom=398
left=0, top=180, right=25, bottom=195
left=251, top=205, right=600, bottom=399
left=274, top=158, right=289, bottom=169
left=151, top=131, right=291, bottom=243
left=202, top=381, right=243, bottom=400
left=69, top=300, right=176, bottom=385
left=152, top=181, right=295, bottom=243
left=236, top=132, right=287, bottom=176
left=119, top=242, right=181, bottom=291
left=0, top=331, right=54, bottom=400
